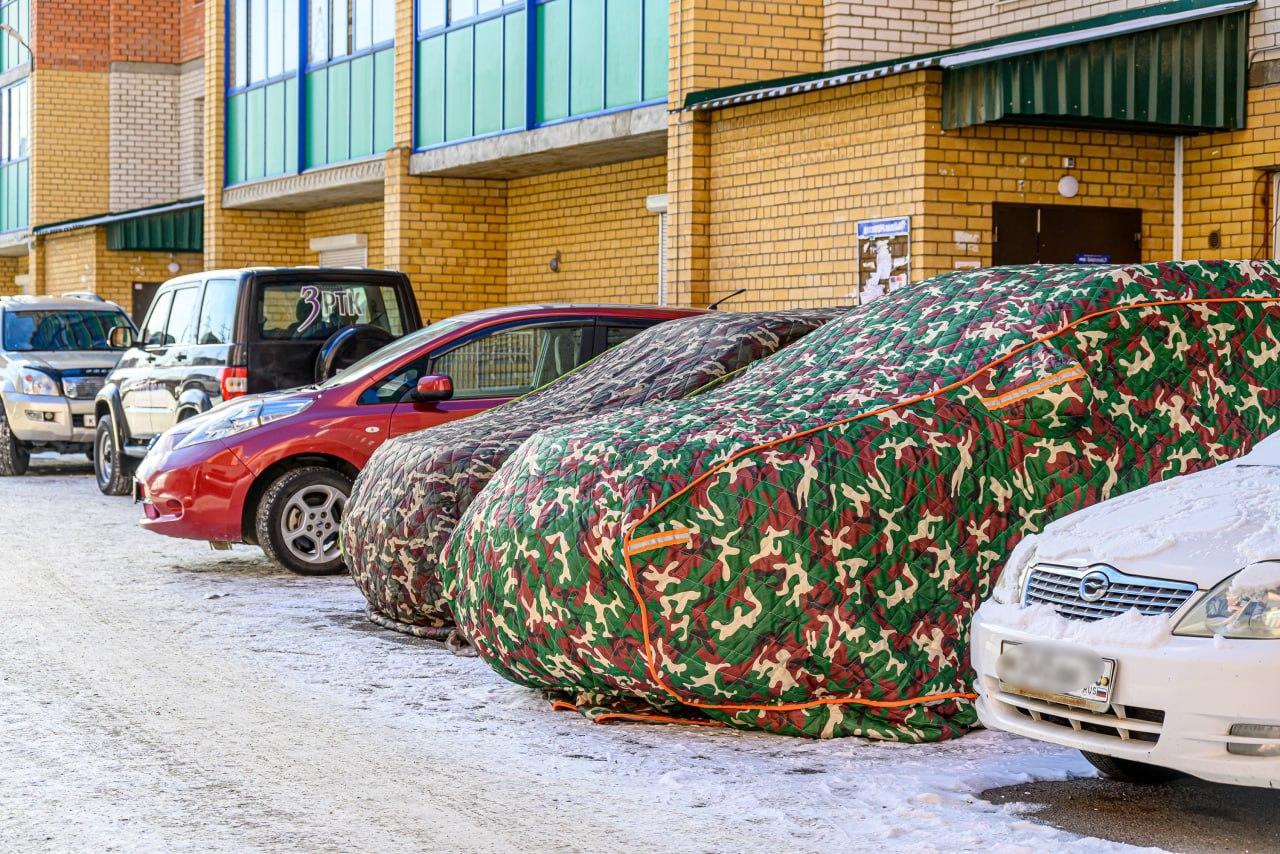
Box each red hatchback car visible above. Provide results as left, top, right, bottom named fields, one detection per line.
left=135, top=303, right=699, bottom=574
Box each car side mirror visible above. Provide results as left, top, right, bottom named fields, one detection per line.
left=109, top=326, right=136, bottom=349
left=413, top=374, right=453, bottom=403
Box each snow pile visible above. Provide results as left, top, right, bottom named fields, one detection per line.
left=978, top=602, right=1174, bottom=649
left=1228, top=561, right=1280, bottom=596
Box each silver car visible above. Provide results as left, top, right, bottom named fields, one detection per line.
left=0, top=295, right=135, bottom=475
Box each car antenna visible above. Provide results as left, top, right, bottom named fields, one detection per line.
left=708, top=288, right=747, bottom=310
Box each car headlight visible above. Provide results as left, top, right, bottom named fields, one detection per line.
left=991, top=533, right=1040, bottom=605
left=1175, top=562, right=1280, bottom=639
left=173, top=398, right=312, bottom=449
left=18, top=368, right=59, bottom=397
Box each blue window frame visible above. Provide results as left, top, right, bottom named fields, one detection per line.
left=414, top=0, right=668, bottom=150
left=0, top=78, right=29, bottom=233
left=226, top=0, right=395, bottom=187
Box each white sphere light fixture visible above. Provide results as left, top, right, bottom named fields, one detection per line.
left=1057, top=174, right=1080, bottom=198
left=168, top=261, right=181, bottom=274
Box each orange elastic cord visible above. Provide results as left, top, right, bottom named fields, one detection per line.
left=622, top=295, right=1280, bottom=716
left=548, top=699, right=727, bottom=728
left=979, top=364, right=1087, bottom=411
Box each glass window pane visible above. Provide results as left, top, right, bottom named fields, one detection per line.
left=451, top=0, right=476, bottom=23
left=267, top=0, right=285, bottom=77
left=141, top=290, right=175, bottom=348
left=309, top=0, right=330, bottom=62
left=234, top=0, right=249, bottom=86
left=250, top=0, right=268, bottom=81
left=419, top=0, right=445, bottom=30
left=284, top=0, right=300, bottom=71
left=196, top=280, right=239, bottom=345
left=477, top=0, right=502, bottom=13
left=431, top=325, right=587, bottom=399
left=372, top=0, right=395, bottom=43
left=167, top=287, right=202, bottom=346
left=332, top=0, right=351, bottom=57
left=354, top=0, right=372, bottom=49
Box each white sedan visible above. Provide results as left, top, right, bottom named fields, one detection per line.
left=972, top=433, right=1280, bottom=789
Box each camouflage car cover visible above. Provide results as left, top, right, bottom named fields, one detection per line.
left=342, top=310, right=837, bottom=636
left=443, top=262, right=1280, bottom=742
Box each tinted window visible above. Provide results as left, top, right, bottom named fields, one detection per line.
left=430, top=323, right=587, bottom=400
left=258, top=281, right=407, bottom=341
left=167, top=287, right=201, bottom=345
left=197, top=279, right=240, bottom=345
left=605, top=323, right=652, bottom=349
left=141, top=290, right=175, bottom=347
left=1, top=310, right=132, bottom=352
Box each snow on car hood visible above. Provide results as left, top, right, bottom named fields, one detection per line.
left=9, top=351, right=123, bottom=372
left=1031, top=453, right=1280, bottom=588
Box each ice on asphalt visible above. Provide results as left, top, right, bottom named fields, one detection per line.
left=0, top=461, right=1157, bottom=852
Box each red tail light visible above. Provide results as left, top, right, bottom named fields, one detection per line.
left=219, top=367, right=249, bottom=400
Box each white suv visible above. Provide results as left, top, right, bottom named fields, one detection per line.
left=0, top=296, right=135, bottom=475
left=972, top=433, right=1280, bottom=789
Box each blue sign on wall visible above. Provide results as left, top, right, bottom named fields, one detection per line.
left=857, top=217, right=911, bottom=239
left=1076, top=253, right=1111, bottom=264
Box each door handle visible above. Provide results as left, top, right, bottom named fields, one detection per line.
left=173, top=353, right=188, bottom=362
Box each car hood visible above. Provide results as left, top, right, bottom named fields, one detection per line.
left=7, top=351, right=123, bottom=372
left=1030, top=446, right=1280, bottom=588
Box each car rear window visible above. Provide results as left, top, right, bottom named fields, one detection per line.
left=2, top=309, right=133, bottom=352
left=257, top=282, right=406, bottom=341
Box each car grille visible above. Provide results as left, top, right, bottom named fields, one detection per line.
left=61, top=376, right=104, bottom=400
left=1022, top=563, right=1198, bottom=622
left=1001, top=690, right=1166, bottom=744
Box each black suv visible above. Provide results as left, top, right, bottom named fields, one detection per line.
left=94, top=268, right=422, bottom=495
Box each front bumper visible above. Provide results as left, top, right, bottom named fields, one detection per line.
left=135, top=433, right=254, bottom=543
left=3, top=393, right=96, bottom=445
left=972, top=610, right=1280, bottom=789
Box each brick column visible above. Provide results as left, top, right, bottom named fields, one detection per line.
left=665, top=110, right=710, bottom=309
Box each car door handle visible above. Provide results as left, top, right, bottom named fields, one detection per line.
left=173, top=353, right=187, bottom=362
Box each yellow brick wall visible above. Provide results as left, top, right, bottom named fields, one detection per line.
left=0, top=255, right=25, bottom=296
left=304, top=202, right=386, bottom=268
left=700, top=70, right=1175, bottom=310
left=43, top=230, right=99, bottom=295
left=31, top=70, right=111, bottom=227
left=1182, top=85, right=1280, bottom=261
left=40, top=226, right=201, bottom=310
left=671, top=0, right=824, bottom=108
left=508, top=157, right=665, bottom=305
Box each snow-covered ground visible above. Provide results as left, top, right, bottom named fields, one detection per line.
left=0, top=461, right=1148, bottom=853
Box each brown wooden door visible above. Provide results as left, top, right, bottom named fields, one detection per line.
left=993, top=204, right=1141, bottom=266
left=131, top=281, right=161, bottom=325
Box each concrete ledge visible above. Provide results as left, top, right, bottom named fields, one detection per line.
left=409, top=105, right=668, bottom=179
left=221, top=159, right=385, bottom=211
left=1250, top=57, right=1280, bottom=89
left=0, top=230, right=29, bottom=257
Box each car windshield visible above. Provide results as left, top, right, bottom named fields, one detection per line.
left=2, top=309, right=133, bottom=352
left=316, top=314, right=477, bottom=390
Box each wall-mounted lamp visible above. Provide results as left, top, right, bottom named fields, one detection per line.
left=1057, top=174, right=1080, bottom=198
left=548, top=250, right=562, bottom=273
left=168, top=261, right=181, bottom=274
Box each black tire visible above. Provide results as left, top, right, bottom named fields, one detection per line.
left=0, top=408, right=29, bottom=476
left=255, top=466, right=352, bottom=575
left=1080, top=751, right=1184, bottom=785
left=94, top=414, right=135, bottom=496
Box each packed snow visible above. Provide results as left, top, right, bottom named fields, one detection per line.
left=978, top=602, right=1174, bottom=650
left=0, top=461, right=1160, bottom=852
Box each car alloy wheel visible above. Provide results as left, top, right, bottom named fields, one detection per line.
left=256, top=466, right=353, bottom=575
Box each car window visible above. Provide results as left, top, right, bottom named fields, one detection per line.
left=167, top=287, right=201, bottom=345
left=197, top=279, right=239, bottom=345
left=141, top=290, right=175, bottom=348
left=1, top=310, right=133, bottom=352
left=604, top=323, right=652, bottom=350
left=257, top=281, right=407, bottom=341
left=430, top=323, right=588, bottom=400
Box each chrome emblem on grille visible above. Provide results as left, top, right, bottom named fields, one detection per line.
left=1079, top=569, right=1111, bottom=603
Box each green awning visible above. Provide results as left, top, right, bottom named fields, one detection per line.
left=107, top=203, right=203, bottom=252
left=684, top=0, right=1253, bottom=134
left=35, top=198, right=204, bottom=253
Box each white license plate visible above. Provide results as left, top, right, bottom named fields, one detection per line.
left=998, top=640, right=1116, bottom=713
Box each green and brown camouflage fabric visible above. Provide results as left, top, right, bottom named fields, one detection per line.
left=443, top=262, right=1280, bottom=741
left=342, top=310, right=836, bottom=635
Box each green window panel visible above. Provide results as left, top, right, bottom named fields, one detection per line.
left=642, top=0, right=667, bottom=101
left=350, top=53, right=376, bottom=158
left=418, top=36, right=446, bottom=147
left=374, top=48, right=396, bottom=153
left=445, top=27, right=475, bottom=141
left=264, top=82, right=287, bottom=176
left=226, top=92, right=247, bottom=185
left=474, top=18, right=504, bottom=135
left=306, top=68, right=329, bottom=168
left=605, top=0, right=642, bottom=108
left=107, top=207, right=204, bottom=253
left=285, top=76, right=299, bottom=173
left=0, top=0, right=30, bottom=75
left=245, top=87, right=266, bottom=181
left=14, top=159, right=26, bottom=231
left=327, top=61, right=352, bottom=163
left=570, top=0, right=605, bottom=116
left=536, top=0, right=570, bottom=123
left=503, top=11, right=526, bottom=130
